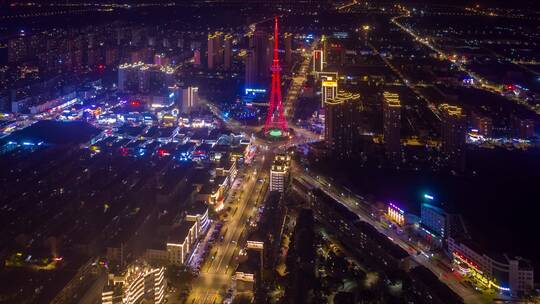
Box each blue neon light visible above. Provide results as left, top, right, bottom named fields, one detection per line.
left=424, top=194, right=434, bottom=200
left=245, top=88, right=266, bottom=95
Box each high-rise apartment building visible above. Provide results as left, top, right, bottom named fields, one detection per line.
left=245, top=29, right=270, bottom=89
left=270, top=153, right=291, bottom=192
left=383, top=92, right=401, bottom=160
left=207, top=31, right=223, bottom=70
left=193, top=49, right=201, bottom=67
left=224, top=34, right=232, bottom=70
left=284, top=33, right=292, bottom=64
left=511, top=115, right=534, bottom=139
left=472, top=113, right=493, bottom=137
left=213, top=32, right=222, bottom=67
left=312, top=49, right=324, bottom=73
left=8, top=37, right=27, bottom=63
left=324, top=91, right=362, bottom=159
left=207, top=32, right=216, bottom=70
left=439, top=104, right=466, bottom=171
left=321, top=73, right=338, bottom=107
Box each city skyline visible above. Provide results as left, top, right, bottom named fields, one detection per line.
left=0, top=1, right=539, bottom=304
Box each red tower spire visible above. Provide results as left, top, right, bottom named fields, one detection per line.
left=264, top=16, right=287, bottom=132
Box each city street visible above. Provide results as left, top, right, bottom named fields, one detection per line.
left=295, top=167, right=491, bottom=304
left=2, top=2, right=538, bottom=303
left=390, top=8, right=538, bottom=114
left=283, top=39, right=321, bottom=143
left=186, top=149, right=272, bottom=304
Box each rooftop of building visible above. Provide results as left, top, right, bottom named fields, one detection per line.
left=237, top=250, right=260, bottom=275
left=353, top=220, right=409, bottom=260
left=147, top=235, right=167, bottom=251
left=215, top=153, right=234, bottom=167
left=439, top=103, right=463, bottom=117
left=453, top=237, right=533, bottom=269
left=198, top=182, right=218, bottom=195
left=186, top=200, right=208, bottom=217
left=188, top=169, right=211, bottom=186
left=383, top=91, right=401, bottom=107
left=213, top=175, right=228, bottom=186
left=271, top=153, right=291, bottom=171
left=271, top=163, right=289, bottom=172
left=421, top=203, right=445, bottom=214
left=325, top=90, right=361, bottom=105
left=167, top=221, right=195, bottom=245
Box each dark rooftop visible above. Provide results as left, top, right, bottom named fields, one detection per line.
left=168, top=221, right=195, bottom=245
left=2, top=120, right=100, bottom=145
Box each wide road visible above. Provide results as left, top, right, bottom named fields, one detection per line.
left=390, top=8, right=537, bottom=114
left=187, top=149, right=272, bottom=304
left=282, top=39, right=320, bottom=143
left=295, top=166, right=489, bottom=304
left=187, top=34, right=318, bottom=304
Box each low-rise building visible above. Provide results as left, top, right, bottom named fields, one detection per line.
left=234, top=250, right=259, bottom=299
left=101, top=262, right=166, bottom=304
left=197, top=174, right=230, bottom=211
left=186, top=201, right=210, bottom=234
left=144, top=204, right=209, bottom=266
left=447, top=237, right=534, bottom=295
left=167, top=220, right=199, bottom=265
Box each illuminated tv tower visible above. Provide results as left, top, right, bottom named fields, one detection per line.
left=264, top=16, right=287, bottom=133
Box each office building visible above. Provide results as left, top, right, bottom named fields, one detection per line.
left=324, top=91, right=362, bottom=159
left=421, top=203, right=447, bottom=238
left=101, top=263, right=166, bottom=304
left=439, top=104, right=466, bottom=170
left=448, top=237, right=534, bottom=294
left=224, top=34, right=232, bottom=70
left=383, top=92, right=401, bottom=160
left=270, top=153, right=291, bottom=192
